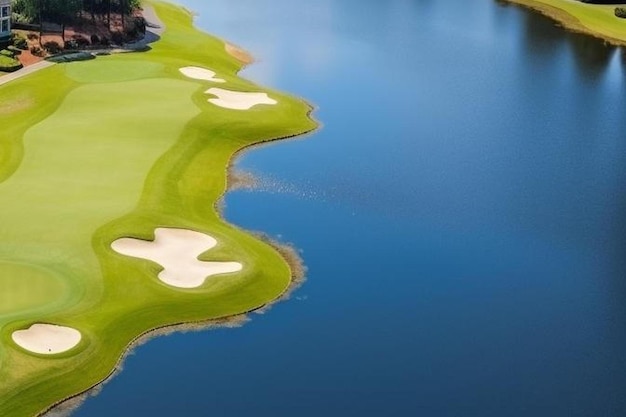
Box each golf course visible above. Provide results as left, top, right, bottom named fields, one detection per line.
left=0, top=1, right=316, bottom=415
left=504, top=0, right=626, bottom=45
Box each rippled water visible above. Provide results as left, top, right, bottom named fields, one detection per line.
left=75, top=1, right=626, bottom=416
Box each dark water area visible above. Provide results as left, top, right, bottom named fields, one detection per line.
left=75, top=1, right=626, bottom=416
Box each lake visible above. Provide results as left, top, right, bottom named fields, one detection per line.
left=74, top=0, right=626, bottom=416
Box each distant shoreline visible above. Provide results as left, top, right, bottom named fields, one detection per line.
left=502, top=0, right=626, bottom=47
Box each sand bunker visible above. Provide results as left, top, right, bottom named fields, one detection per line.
left=179, top=66, right=225, bottom=83
left=205, top=88, right=277, bottom=110
left=111, top=228, right=243, bottom=289
left=12, top=324, right=82, bottom=355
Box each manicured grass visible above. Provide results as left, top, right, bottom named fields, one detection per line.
left=0, top=263, right=69, bottom=317
left=505, top=0, right=626, bottom=44
left=0, top=1, right=317, bottom=416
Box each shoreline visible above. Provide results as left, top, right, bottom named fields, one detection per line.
left=42, top=113, right=319, bottom=417
left=42, top=234, right=308, bottom=417
left=501, top=0, right=626, bottom=47
left=5, top=1, right=320, bottom=415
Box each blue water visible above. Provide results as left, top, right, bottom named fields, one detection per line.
left=75, top=1, right=626, bottom=416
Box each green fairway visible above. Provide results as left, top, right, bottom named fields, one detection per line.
left=0, top=263, right=69, bottom=317
left=0, top=1, right=316, bottom=415
left=505, top=0, right=626, bottom=44
left=64, top=59, right=166, bottom=83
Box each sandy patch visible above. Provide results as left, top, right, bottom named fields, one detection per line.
left=0, top=96, right=34, bottom=115
left=111, top=228, right=243, bottom=289
left=205, top=88, right=277, bottom=110
left=225, top=43, right=254, bottom=65
left=179, top=66, right=225, bottom=83
left=12, top=324, right=82, bottom=355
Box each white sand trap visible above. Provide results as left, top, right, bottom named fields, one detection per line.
left=179, top=66, right=225, bottom=83
left=111, top=228, right=243, bottom=289
left=205, top=88, right=277, bottom=110
left=12, top=324, right=81, bottom=355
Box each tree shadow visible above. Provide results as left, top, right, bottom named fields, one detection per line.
left=513, top=1, right=618, bottom=79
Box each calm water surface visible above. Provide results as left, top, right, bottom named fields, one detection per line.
left=76, top=1, right=626, bottom=416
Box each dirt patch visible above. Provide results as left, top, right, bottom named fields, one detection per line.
left=0, top=95, right=34, bottom=114
left=11, top=30, right=44, bottom=67
left=227, top=169, right=258, bottom=191
left=225, top=42, right=254, bottom=65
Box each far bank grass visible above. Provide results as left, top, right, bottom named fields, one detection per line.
left=0, top=1, right=317, bottom=415
left=502, top=0, right=626, bottom=45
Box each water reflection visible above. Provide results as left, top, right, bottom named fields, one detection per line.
left=518, top=3, right=567, bottom=57
left=621, top=48, right=626, bottom=67
left=567, top=34, right=616, bottom=79
left=514, top=1, right=619, bottom=79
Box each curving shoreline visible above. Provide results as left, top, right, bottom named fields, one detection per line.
left=42, top=229, right=310, bottom=417
left=0, top=0, right=318, bottom=415
left=501, top=0, right=626, bottom=46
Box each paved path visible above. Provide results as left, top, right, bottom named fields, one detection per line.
left=0, top=5, right=164, bottom=88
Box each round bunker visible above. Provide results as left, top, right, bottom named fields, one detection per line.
left=12, top=324, right=82, bottom=355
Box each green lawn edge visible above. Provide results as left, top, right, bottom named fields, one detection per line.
left=0, top=1, right=317, bottom=416
left=501, top=0, right=626, bottom=45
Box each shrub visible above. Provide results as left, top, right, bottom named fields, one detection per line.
left=11, top=12, right=32, bottom=24
left=0, top=55, right=23, bottom=72
left=26, top=32, right=38, bottom=41
left=134, top=17, right=146, bottom=34
left=11, top=33, right=28, bottom=50
left=43, top=41, right=62, bottom=54
left=64, top=39, right=78, bottom=50
left=110, top=31, right=125, bottom=45
left=30, top=45, right=43, bottom=56
left=616, top=7, right=626, bottom=18
left=125, top=27, right=139, bottom=40
left=90, top=34, right=100, bottom=45
left=47, top=51, right=95, bottom=63
left=7, top=45, right=22, bottom=55
left=0, top=49, right=14, bottom=57
left=74, top=36, right=90, bottom=47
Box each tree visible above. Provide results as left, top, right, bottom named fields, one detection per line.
left=13, top=0, right=81, bottom=24
left=12, top=0, right=141, bottom=38
left=12, top=0, right=40, bottom=22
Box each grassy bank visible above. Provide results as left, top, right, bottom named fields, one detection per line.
left=0, top=1, right=317, bottom=415
left=502, top=0, right=626, bottom=45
